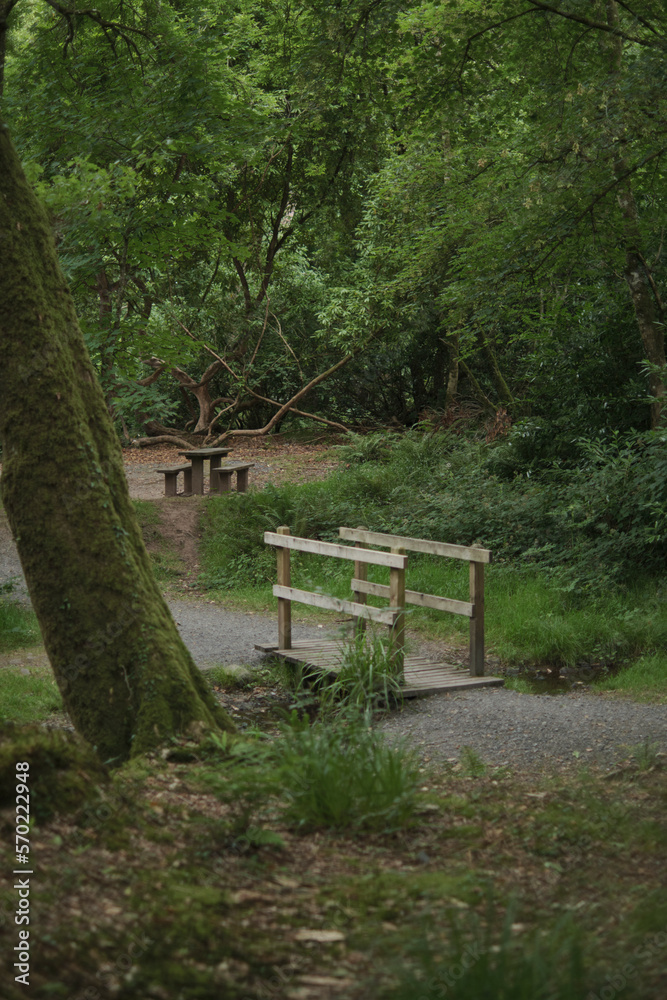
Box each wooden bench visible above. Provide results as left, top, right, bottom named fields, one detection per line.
left=156, top=463, right=192, bottom=497
left=211, top=463, right=254, bottom=494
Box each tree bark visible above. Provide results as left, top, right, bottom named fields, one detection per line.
left=615, top=184, right=666, bottom=429
left=607, top=0, right=666, bottom=428
left=0, top=124, right=233, bottom=762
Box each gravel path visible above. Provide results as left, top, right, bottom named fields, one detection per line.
left=377, top=687, right=667, bottom=771
left=0, top=519, right=335, bottom=666
left=167, top=597, right=334, bottom=669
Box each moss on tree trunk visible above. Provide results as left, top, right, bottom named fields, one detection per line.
left=0, top=123, right=234, bottom=762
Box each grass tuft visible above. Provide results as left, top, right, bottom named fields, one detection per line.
left=595, top=653, right=667, bottom=702
left=277, top=710, right=420, bottom=831
left=0, top=599, right=40, bottom=652
left=320, top=630, right=404, bottom=714
left=380, top=906, right=588, bottom=1000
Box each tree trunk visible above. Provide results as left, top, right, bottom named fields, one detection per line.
left=614, top=165, right=666, bottom=429
left=0, top=125, right=233, bottom=763
left=444, top=331, right=459, bottom=410
left=607, top=0, right=666, bottom=428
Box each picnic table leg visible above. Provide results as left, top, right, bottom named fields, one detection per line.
left=389, top=546, right=405, bottom=675
left=164, top=472, right=178, bottom=497
left=209, top=456, right=223, bottom=492
left=183, top=466, right=192, bottom=494
left=236, top=467, right=250, bottom=492
left=215, top=469, right=233, bottom=493
left=190, top=457, right=204, bottom=495
left=277, top=525, right=292, bottom=650
left=469, top=561, right=485, bottom=676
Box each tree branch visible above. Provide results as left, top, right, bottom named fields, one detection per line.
left=43, top=0, right=156, bottom=63
left=247, top=388, right=349, bottom=432
left=524, top=1, right=664, bottom=48
left=256, top=139, right=294, bottom=306
left=206, top=335, right=378, bottom=445
left=232, top=257, right=253, bottom=314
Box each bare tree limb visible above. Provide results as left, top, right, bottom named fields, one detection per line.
left=206, top=336, right=377, bottom=445
left=172, top=319, right=241, bottom=381
left=247, top=388, right=349, bottom=432
left=130, top=435, right=196, bottom=449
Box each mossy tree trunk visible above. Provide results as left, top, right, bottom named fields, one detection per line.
left=0, top=124, right=234, bottom=762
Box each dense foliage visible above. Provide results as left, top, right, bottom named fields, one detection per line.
left=2, top=0, right=665, bottom=439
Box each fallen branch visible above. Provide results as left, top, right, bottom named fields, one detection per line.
left=129, top=435, right=195, bottom=449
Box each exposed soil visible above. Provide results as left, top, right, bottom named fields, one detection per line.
left=141, top=499, right=202, bottom=583
left=122, top=435, right=340, bottom=499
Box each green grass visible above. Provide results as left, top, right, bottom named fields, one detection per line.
left=0, top=599, right=40, bottom=651
left=0, top=665, right=63, bottom=723
left=199, top=710, right=421, bottom=833
left=380, top=909, right=588, bottom=1000
left=131, top=499, right=161, bottom=526
left=319, top=630, right=405, bottom=714
left=595, top=653, right=667, bottom=702
left=204, top=665, right=255, bottom=690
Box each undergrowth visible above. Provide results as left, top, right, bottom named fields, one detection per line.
left=199, top=709, right=420, bottom=833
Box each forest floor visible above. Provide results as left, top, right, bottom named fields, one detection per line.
left=121, top=434, right=341, bottom=500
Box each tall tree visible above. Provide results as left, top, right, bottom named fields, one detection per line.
left=0, top=3, right=233, bottom=762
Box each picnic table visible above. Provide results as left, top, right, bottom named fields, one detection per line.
left=177, top=447, right=231, bottom=494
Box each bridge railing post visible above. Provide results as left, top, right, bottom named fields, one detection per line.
left=469, top=560, right=484, bottom=676
left=352, top=526, right=368, bottom=636
left=389, top=546, right=406, bottom=675
left=276, top=525, right=292, bottom=650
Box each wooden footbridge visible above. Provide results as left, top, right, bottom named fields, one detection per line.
left=255, top=526, right=504, bottom=697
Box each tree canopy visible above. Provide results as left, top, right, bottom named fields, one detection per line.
left=3, top=1, right=665, bottom=440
